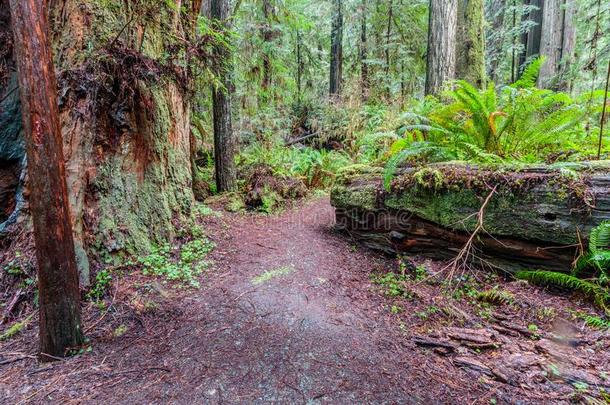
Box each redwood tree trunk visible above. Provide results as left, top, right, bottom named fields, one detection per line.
left=9, top=0, right=83, bottom=358
left=329, top=0, right=343, bottom=97
left=538, top=0, right=562, bottom=88
left=211, top=0, right=237, bottom=192
left=456, top=0, right=486, bottom=87
left=558, top=0, right=576, bottom=91
left=425, top=0, right=458, bottom=96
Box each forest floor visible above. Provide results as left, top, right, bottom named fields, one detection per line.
left=1, top=197, right=610, bottom=404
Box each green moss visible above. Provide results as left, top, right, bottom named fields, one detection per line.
left=331, top=165, right=382, bottom=210
left=252, top=266, right=295, bottom=285
left=0, top=314, right=34, bottom=341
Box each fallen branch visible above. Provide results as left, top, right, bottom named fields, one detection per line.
left=285, top=132, right=320, bottom=146
left=0, top=354, right=36, bottom=366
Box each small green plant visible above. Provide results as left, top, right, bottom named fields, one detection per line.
left=415, top=305, right=440, bottom=320
left=476, top=288, right=514, bottom=306
left=180, top=239, right=214, bottom=264
left=574, top=312, right=610, bottom=330
left=88, top=269, right=113, bottom=301
left=536, top=307, right=557, bottom=321
left=390, top=305, right=403, bottom=314
left=193, top=203, right=219, bottom=217
left=0, top=313, right=34, bottom=341
left=414, top=264, right=427, bottom=281
left=527, top=323, right=541, bottom=339
left=575, top=220, right=610, bottom=277
left=252, top=266, right=295, bottom=285
left=371, top=272, right=411, bottom=298
left=113, top=324, right=128, bottom=337
left=140, top=238, right=215, bottom=288
left=516, top=270, right=610, bottom=313
left=3, top=252, right=24, bottom=276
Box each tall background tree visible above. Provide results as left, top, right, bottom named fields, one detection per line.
left=9, top=0, right=83, bottom=358
left=360, top=0, right=369, bottom=100
left=425, top=0, right=458, bottom=95
left=211, top=0, right=237, bottom=192
left=329, top=0, right=344, bottom=97
left=538, top=0, right=576, bottom=89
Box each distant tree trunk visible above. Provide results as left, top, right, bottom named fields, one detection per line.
left=510, top=0, right=516, bottom=82
left=296, top=29, right=303, bottom=102
left=360, top=0, right=369, bottom=100
left=329, top=0, right=343, bottom=97
left=9, top=0, right=83, bottom=358
left=538, top=0, right=576, bottom=89
left=211, top=0, right=237, bottom=192
left=385, top=0, right=394, bottom=76
left=425, top=0, right=458, bottom=96
left=558, top=0, right=576, bottom=91
left=538, top=0, right=562, bottom=87
left=456, top=0, right=486, bottom=87
left=261, top=0, right=274, bottom=94
left=518, top=0, right=543, bottom=74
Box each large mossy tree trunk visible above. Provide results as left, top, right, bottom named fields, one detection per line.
left=1, top=0, right=202, bottom=284
left=331, top=163, right=610, bottom=273
left=456, top=0, right=486, bottom=88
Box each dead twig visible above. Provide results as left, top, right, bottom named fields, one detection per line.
left=444, top=185, right=498, bottom=284
left=0, top=354, right=36, bottom=366
left=1, top=288, right=24, bottom=324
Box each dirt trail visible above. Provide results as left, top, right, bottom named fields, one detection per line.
left=1, top=198, right=542, bottom=403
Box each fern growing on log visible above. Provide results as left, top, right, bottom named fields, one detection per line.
left=382, top=65, right=585, bottom=189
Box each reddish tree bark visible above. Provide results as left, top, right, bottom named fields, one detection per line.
left=9, top=0, right=83, bottom=358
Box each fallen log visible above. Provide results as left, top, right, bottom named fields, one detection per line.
left=330, top=162, right=610, bottom=273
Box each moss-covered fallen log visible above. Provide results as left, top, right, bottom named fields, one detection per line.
left=330, top=162, right=610, bottom=272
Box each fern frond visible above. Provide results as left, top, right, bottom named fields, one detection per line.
left=383, top=142, right=449, bottom=190
left=513, top=56, right=545, bottom=88
left=398, top=124, right=453, bottom=136
left=389, top=138, right=411, bottom=155
left=516, top=270, right=610, bottom=310
left=456, top=142, right=504, bottom=163
left=589, top=221, right=610, bottom=254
